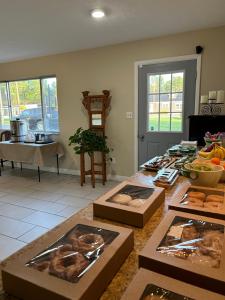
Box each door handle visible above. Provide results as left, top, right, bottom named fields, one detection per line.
left=138, top=134, right=145, bottom=141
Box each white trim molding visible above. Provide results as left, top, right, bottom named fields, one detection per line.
left=134, top=54, right=202, bottom=173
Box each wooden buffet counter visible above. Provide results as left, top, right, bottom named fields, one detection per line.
left=0, top=171, right=224, bottom=300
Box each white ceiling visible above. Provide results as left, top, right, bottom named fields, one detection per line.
left=1, top=0, right=225, bottom=63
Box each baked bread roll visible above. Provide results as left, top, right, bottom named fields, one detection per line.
left=188, top=191, right=206, bottom=200
left=128, top=199, right=144, bottom=207
left=186, top=197, right=204, bottom=207
left=206, top=194, right=224, bottom=203
left=111, top=193, right=132, bottom=204
left=204, top=201, right=223, bottom=209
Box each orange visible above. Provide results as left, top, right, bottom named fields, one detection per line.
left=211, top=157, right=221, bottom=165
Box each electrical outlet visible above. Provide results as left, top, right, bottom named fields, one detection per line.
left=111, top=157, right=116, bottom=164
left=126, top=112, right=133, bottom=119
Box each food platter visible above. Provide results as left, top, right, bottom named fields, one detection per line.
left=93, top=180, right=165, bottom=227
left=2, top=216, right=133, bottom=300
left=140, top=155, right=176, bottom=171
left=139, top=210, right=225, bottom=295
left=121, top=268, right=224, bottom=300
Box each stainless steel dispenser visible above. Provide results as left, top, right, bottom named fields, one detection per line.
left=10, top=119, right=27, bottom=142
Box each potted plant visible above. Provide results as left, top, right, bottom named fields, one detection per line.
left=69, top=127, right=111, bottom=157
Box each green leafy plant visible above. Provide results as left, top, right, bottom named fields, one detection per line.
left=69, top=127, right=111, bottom=156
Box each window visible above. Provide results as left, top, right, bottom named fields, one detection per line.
left=0, top=77, right=59, bottom=132
left=148, top=72, right=184, bottom=132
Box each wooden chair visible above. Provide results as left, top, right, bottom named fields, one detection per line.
left=0, top=130, right=14, bottom=168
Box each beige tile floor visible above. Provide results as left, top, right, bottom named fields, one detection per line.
left=0, top=167, right=118, bottom=261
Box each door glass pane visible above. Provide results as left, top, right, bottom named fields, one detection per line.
left=9, top=80, right=43, bottom=131
left=149, top=114, right=159, bottom=131
left=160, top=74, right=171, bottom=93
left=148, top=94, right=159, bottom=113
left=42, top=77, right=59, bottom=132
left=0, top=83, right=10, bottom=129
left=172, top=72, right=184, bottom=92
left=160, top=93, right=170, bottom=113
left=159, top=113, right=170, bottom=131
left=171, top=113, right=182, bottom=131
left=147, top=71, right=184, bottom=133
left=149, top=75, right=159, bottom=93
left=172, top=93, right=183, bottom=112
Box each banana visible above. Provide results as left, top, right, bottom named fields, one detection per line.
left=215, top=148, right=223, bottom=159
left=220, top=147, right=225, bottom=160
left=198, top=151, right=211, bottom=158
left=198, top=144, right=225, bottom=160
left=207, top=148, right=215, bottom=159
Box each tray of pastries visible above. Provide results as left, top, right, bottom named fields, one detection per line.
left=139, top=210, right=225, bottom=295
left=2, top=216, right=133, bottom=300
left=168, top=183, right=225, bottom=220
left=94, top=180, right=165, bottom=227
left=140, top=155, right=175, bottom=171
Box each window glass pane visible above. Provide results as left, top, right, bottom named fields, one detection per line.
left=0, top=83, right=10, bottom=129
left=9, top=80, right=43, bottom=131
left=171, top=113, right=182, bottom=131
left=160, top=93, right=170, bottom=113
left=149, top=75, right=159, bottom=93
left=172, top=72, right=184, bottom=92
left=148, top=94, right=159, bottom=113
left=148, top=114, right=159, bottom=131
left=92, top=114, right=102, bottom=126
left=160, top=74, right=171, bottom=93
left=159, top=113, right=170, bottom=131
left=42, top=77, right=59, bottom=132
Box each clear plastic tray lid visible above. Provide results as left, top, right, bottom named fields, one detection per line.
left=107, top=184, right=154, bottom=208
left=140, top=284, right=193, bottom=300
left=157, top=216, right=224, bottom=268
left=26, top=224, right=118, bottom=283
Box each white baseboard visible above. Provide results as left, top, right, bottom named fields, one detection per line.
left=2, top=162, right=128, bottom=182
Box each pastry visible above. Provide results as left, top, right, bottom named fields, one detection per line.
left=187, top=252, right=219, bottom=268
left=186, top=197, right=204, bottom=207
left=188, top=191, right=206, bottom=201
left=206, top=194, right=224, bottom=203
left=72, top=233, right=104, bottom=253
left=49, top=251, right=88, bottom=282
left=204, top=202, right=223, bottom=209
left=128, top=199, right=144, bottom=207
left=181, top=224, right=198, bottom=241
left=111, top=193, right=132, bottom=204
left=33, top=261, right=50, bottom=272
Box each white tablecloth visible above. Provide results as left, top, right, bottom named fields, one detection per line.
left=0, top=141, right=64, bottom=166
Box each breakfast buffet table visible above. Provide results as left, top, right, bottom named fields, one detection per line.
left=1, top=170, right=224, bottom=300
left=0, top=141, right=64, bottom=181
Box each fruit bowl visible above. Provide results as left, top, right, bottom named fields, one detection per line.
left=183, top=162, right=223, bottom=187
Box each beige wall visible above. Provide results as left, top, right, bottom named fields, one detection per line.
left=0, top=25, right=225, bottom=177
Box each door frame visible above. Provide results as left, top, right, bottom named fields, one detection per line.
left=134, top=54, right=202, bottom=173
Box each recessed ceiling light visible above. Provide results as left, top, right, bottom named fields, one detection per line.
left=91, top=9, right=105, bottom=19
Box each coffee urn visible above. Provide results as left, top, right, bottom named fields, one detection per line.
left=10, top=119, right=27, bottom=142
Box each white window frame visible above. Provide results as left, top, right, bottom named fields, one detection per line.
left=0, top=75, right=59, bottom=133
